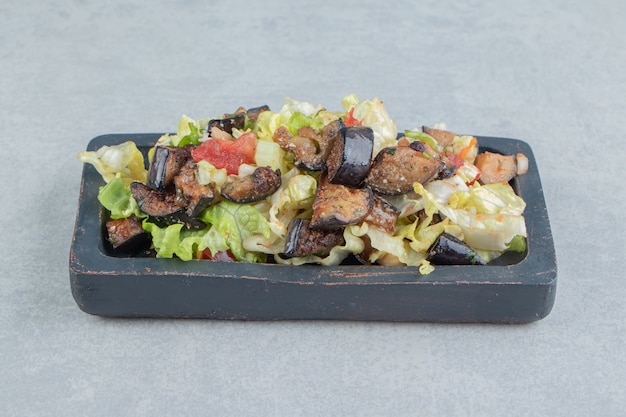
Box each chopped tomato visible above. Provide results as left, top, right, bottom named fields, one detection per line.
left=448, top=153, right=464, bottom=169
left=192, top=132, right=257, bottom=175
left=343, top=108, right=362, bottom=126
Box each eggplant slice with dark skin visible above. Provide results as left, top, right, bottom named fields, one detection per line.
left=208, top=109, right=246, bottom=135
left=245, top=105, right=270, bottom=122
left=130, top=182, right=206, bottom=230
left=174, top=159, right=217, bottom=217
left=407, top=140, right=457, bottom=180
left=427, top=232, right=486, bottom=265
left=147, top=145, right=191, bottom=190
left=105, top=215, right=152, bottom=255
left=281, top=218, right=345, bottom=258
left=363, top=194, right=400, bottom=234
left=221, top=166, right=282, bottom=204
left=326, top=126, right=374, bottom=187
left=365, top=145, right=444, bottom=195
left=310, top=173, right=374, bottom=230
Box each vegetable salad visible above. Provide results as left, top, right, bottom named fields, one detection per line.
left=78, top=95, right=528, bottom=274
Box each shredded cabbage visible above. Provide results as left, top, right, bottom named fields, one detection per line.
left=342, top=93, right=399, bottom=156
left=77, top=141, right=147, bottom=185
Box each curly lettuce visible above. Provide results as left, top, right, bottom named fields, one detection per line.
left=342, top=94, right=399, bottom=156
left=77, top=141, right=147, bottom=185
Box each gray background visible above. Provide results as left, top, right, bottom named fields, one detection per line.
left=2, top=0, right=624, bottom=416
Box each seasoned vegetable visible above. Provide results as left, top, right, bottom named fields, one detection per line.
left=474, top=151, right=529, bottom=184
left=221, top=166, right=282, bottom=203
left=173, top=160, right=217, bottom=217
left=365, top=145, right=443, bottom=195
left=326, top=126, right=374, bottom=187
left=273, top=120, right=340, bottom=171
left=311, top=173, right=374, bottom=230
left=246, top=105, right=270, bottom=122
left=208, top=109, right=246, bottom=135
left=427, top=233, right=486, bottom=265
left=130, top=182, right=206, bottom=230
left=421, top=126, right=456, bottom=147
left=363, top=194, right=400, bottom=234
left=147, top=145, right=191, bottom=190
left=281, top=218, right=345, bottom=258
left=105, top=215, right=151, bottom=254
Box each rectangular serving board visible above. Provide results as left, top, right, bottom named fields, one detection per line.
left=70, top=133, right=557, bottom=323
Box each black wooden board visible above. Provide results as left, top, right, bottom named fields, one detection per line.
left=70, top=134, right=556, bottom=322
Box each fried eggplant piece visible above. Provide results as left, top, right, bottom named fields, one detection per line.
left=105, top=215, right=151, bottom=254
left=173, top=159, right=217, bottom=217
left=326, top=126, right=374, bottom=187
left=273, top=120, right=342, bottom=171
left=421, top=126, right=457, bottom=147
left=427, top=233, right=486, bottom=265
left=130, top=182, right=206, bottom=230
left=363, top=195, right=400, bottom=234
left=365, top=146, right=443, bottom=195
left=208, top=108, right=246, bottom=135
left=147, top=146, right=191, bottom=190
left=221, top=166, right=282, bottom=203
left=281, top=218, right=345, bottom=258
left=474, top=151, right=528, bottom=184
left=310, top=173, right=374, bottom=230
left=246, top=105, right=270, bottom=122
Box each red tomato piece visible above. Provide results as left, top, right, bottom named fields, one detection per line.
left=343, top=108, right=362, bottom=127
left=192, top=132, right=257, bottom=175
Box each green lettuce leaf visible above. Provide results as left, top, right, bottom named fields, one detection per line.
left=200, top=200, right=271, bottom=263
left=97, top=176, right=142, bottom=219
left=142, top=222, right=196, bottom=261
left=268, top=170, right=317, bottom=238
left=286, top=111, right=325, bottom=136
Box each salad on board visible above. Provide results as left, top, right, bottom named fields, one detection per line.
left=78, top=95, right=529, bottom=274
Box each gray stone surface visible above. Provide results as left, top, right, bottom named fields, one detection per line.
left=1, top=0, right=624, bottom=416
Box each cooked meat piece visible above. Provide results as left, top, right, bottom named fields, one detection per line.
left=221, top=166, right=282, bottom=203
left=326, top=126, right=374, bottom=187
left=105, top=215, right=151, bottom=253
left=363, top=195, right=400, bottom=234
left=174, top=159, right=217, bottom=216
left=474, top=151, right=519, bottom=184
left=130, top=182, right=205, bottom=229
left=281, top=218, right=345, bottom=258
left=272, top=120, right=341, bottom=171
left=422, top=126, right=457, bottom=147
left=365, top=146, right=443, bottom=195
left=147, top=146, right=191, bottom=190
left=310, top=173, right=374, bottom=230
